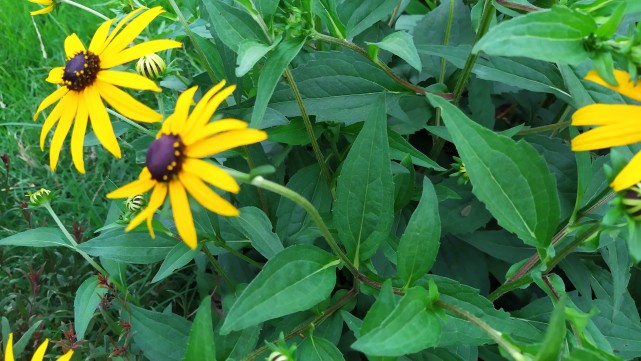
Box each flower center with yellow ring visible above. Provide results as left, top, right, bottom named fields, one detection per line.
left=63, top=51, right=100, bottom=91
left=146, top=134, right=185, bottom=182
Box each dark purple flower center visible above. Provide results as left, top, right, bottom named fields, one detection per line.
left=63, top=51, right=100, bottom=91
left=146, top=134, right=185, bottom=182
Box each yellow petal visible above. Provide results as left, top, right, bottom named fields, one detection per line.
left=96, top=80, right=162, bottom=123
left=169, top=86, right=198, bottom=135
left=55, top=350, right=74, bottom=361
left=45, top=67, right=65, bottom=84
left=100, top=40, right=182, bottom=69
left=32, top=338, right=49, bottom=361
left=40, top=95, right=67, bottom=150
left=572, top=104, right=641, bottom=126
left=571, top=123, right=641, bottom=151
left=107, top=176, right=155, bottom=199
left=6, top=333, right=14, bottom=361
left=71, top=95, right=89, bottom=173
left=85, top=86, right=121, bottom=158
left=186, top=129, right=267, bottom=158
left=34, top=86, right=69, bottom=120
left=585, top=69, right=641, bottom=103
left=49, top=92, right=78, bottom=171
left=97, top=70, right=160, bottom=91
left=30, top=5, right=53, bottom=16
left=126, top=182, right=167, bottom=231
left=183, top=119, right=248, bottom=145
left=169, top=180, right=197, bottom=249
left=187, top=84, right=235, bottom=133
left=89, top=18, right=116, bottom=54
left=101, top=7, right=165, bottom=59
left=64, top=33, right=86, bottom=58
left=184, top=81, right=227, bottom=132
left=179, top=172, right=239, bottom=217
left=182, top=158, right=239, bottom=193
left=28, top=0, right=51, bottom=4
left=101, top=7, right=146, bottom=54
left=611, top=151, right=641, bottom=192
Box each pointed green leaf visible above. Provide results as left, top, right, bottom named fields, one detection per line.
left=129, top=306, right=191, bottom=361
left=298, top=336, right=346, bottom=360
left=428, top=94, right=560, bottom=248
left=236, top=39, right=278, bottom=77
left=352, top=287, right=441, bottom=356
left=338, top=0, right=397, bottom=39
left=78, top=230, right=176, bottom=264
left=333, top=94, right=394, bottom=265
left=535, top=298, right=567, bottom=361
left=397, top=177, right=441, bottom=286
left=74, top=277, right=108, bottom=340
left=473, top=7, right=596, bottom=65
left=360, top=280, right=397, bottom=335
left=227, top=206, right=284, bottom=259
left=0, top=228, right=72, bottom=248
left=183, top=297, right=216, bottom=361
left=369, top=32, right=422, bottom=71
left=152, top=243, right=200, bottom=283
left=200, top=0, right=266, bottom=52
left=221, top=245, right=338, bottom=333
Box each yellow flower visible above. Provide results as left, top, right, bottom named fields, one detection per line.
left=28, top=0, right=55, bottom=15
left=4, top=333, right=73, bottom=361
left=106, top=82, right=268, bottom=249
left=33, top=7, right=182, bottom=173
left=571, top=69, right=641, bottom=192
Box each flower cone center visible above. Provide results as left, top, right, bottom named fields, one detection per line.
left=146, top=134, right=185, bottom=182
left=63, top=51, right=100, bottom=91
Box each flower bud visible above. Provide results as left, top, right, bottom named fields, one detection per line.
left=136, top=53, right=166, bottom=80
left=125, top=195, right=145, bottom=213
left=267, top=351, right=289, bottom=361
left=622, top=184, right=641, bottom=221
left=26, top=188, right=52, bottom=206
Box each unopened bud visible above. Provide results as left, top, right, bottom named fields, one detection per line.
left=136, top=54, right=166, bottom=80
left=26, top=188, right=52, bottom=206
left=622, top=184, right=641, bottom=221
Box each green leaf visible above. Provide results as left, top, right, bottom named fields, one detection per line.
left=389, top=126, right=444, bottom=171
left=595, top=2, right=627, bottom=38
left=397, top=177, right=441, bottom=287
left=352, top=287, right=441, bottom=356
left=78, top=230, right=177, bottom=264
left=333, top=94, right=394, bottom=265
left=428, top=94, right=560, bottom=248
left=200, top=0, right=266, bottom=52
left=227, top=206, right=284, bottom=259
left=312, top=0, right=346, bottom=38
left=361, top=280, right=398, bottom=335
left=183, top=297, right=216, bottom=361
left=368, top=32, right=422, bottom=71
left=0, top=228, right=72, bottom=248
left=74, top=277, right=108, bottom=340
left=129, top=306, right=191, bottom=361
left=473, top=6, right=596, bottom=65
left=265, top=117, right=323, bottom=145
left=255, top=0, right=280, bottom=19
left=250, top=37, right=306, bottom=128
left=152, top=243, right=200, bottom=283
left=535, top=298, right=567, bottom=361
left=298, top=336, right=346, bottom=360
left=220, top=245, right=338, bottom=333
left=236, top=39, right=279, bottom=77
left=10, top=320, right=43, bottom=358
left=338, top=0, right=398, bottom=39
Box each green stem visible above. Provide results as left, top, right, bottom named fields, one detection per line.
left=106, top=109, right=155, bottom=137
left=209, top=238, right=263, bottom=270
left=167, top=0, right=218, bottom=85
left=228, top=170, right=358, bottom=276
left=202, top=245, right=236, bottom=291
left=283, top=67, right=334, bottom=197
left=60, top=0, right=109, bottom=21
left=515, top=121, right=571, bottom=136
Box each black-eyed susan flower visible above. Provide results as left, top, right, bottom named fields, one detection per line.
left=27, top=0, right=55, bottom=15
left=33, top=7, right=181, bottom=173
left=106, top=82, right=268, bottom=249
left=3, top=333, right=73, bottom=361
left=572, top=69, right=641, bottom=192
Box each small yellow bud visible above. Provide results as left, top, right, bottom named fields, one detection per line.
left=136, top=53, right=167, bottom=80
left=26, top=188, right=52, bottom=206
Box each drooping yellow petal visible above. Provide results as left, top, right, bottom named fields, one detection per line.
left=572, top=104, right=641, bottom=126
left=179, top=172, right=239, bottom=217
left=188, top=85, right=235, bottom=133
left=100, top=40, right=182, bottom=69
left=585, top=69, right=641, bottom=103
left=169, top=86, right=198, bottom=135
left=28, top=0, right=51, bottom=4
left=71, top=94, right=89, bottom=173
left=183, top=119, right=248, bottom=145
left=571, top=123, right=641, bottom=151
left=45, top=67, right=65, bottom=84
left=126, top=182, right=167, bottom=232
left=32, top=338, right=49, bottom=361
left=55, top=350, right=74, bottom=361
left=64, top=33, right=86, bottom=58
left=40, top=95, right=67, bottom=149
left=30, top=5, right=54, bottom=16
left=186, top=129, right=268, bottom=158
left=34, top=86, right=69, bottom=121
left=85, top=86, right=121, bottom=158
left=107, top=177, right=155, bottom=199
left=184, top=81, right=227, bottom=132
left=49, top=92, right=78, bottom=171
left=88, top=18, right=116, bottom=54
left=97, top=70, right=160, bottom=91
left=101, top=7, right=165, bottom=59
left=100, top=7, right=146, bottom=55
left=96, top=80, right=162, bottom=123
left=611, top=151, right=641, bottom=192
left=169, top=180, right=197, bottom=249
left=182, top=158, right=239, bottom=193
left=5, top=333, right=13, bottom=361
